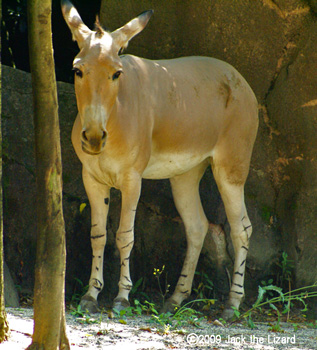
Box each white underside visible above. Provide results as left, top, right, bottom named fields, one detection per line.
left=142, top=151, right=211, bottom=179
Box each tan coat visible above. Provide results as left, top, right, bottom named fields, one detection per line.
left=62, top=0, right=258, bottom=320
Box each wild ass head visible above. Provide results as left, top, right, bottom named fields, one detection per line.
left=61, top=0, right=153, bottom=155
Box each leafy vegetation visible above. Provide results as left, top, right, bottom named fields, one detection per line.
left=69, top=261, right=317, bottom=333
left=230, top=281, right=317, bottom=330
left=68, top=277, right=89, bottom=307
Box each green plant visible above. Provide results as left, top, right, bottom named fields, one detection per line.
left=70, top=305, right=101, bottom=324
left=112, top=296, right=209, bottom=333
left=231, top=306, right=241, bottom=319
left=112, top=299, right=159, bottom=324
left=267, top=303, right=283, bottom=332
left=276, top=252, right=295, bottom=321
left=70, top=304, right=85, bottom=317
left=151, top=312, right=173, bottom=332
left=130, top=299, right=159, bottom=316
left=276, top=252, right=294, bottom=287
left=261, top=279, right=275, bottom=298
left=231, top=282, right=317, bottom=330
left=112, top=307, right=134, bottom=324
left=172, top=302, right=205, bottom=328
left=70, top=277, right=89, bottom=307
left=193, top=271, right=214, bottom=303
left=130, top=277, right=150, bottom=301
left=306, top=321, right=317, bottom=329
left=293, top=323, right=299, bottom=332
left=150, top=299, right=209, bottom=332
left=153, top=265, right=170, bottom=307
left=261, top=205, right=274, bottom=225
left=130, top=277, right=143, bottom=295
left=247, top=314, right=256, bottom=329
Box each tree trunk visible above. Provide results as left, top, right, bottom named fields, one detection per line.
left=0, top=11, right=10, bottom=339
left=27, top=0, right=69, bottom=349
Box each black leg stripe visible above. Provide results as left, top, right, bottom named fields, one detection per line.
left=119, top=227, right=134, bottom=234
left=234, top=271, right=243, bottom=277
left=92, top=278, right=103, bottom=291
left=91, top=224, right=98, bottom=228
left=231, top=290, right=243, bottom=295
left=121, top=255, right=131, bottom=265
left=104, top=198, right=109, bottom=205
left=240, top=259, right=246, bottom=267
left=180, top=274, right=188, bottom=278
left=91, top=234, right=106, bottom=239
left=242, top=246, right=249, bottom=251
left=121, top=240, right=134, bottom=249
left=92, top=278, right=102, bottom=287
left=121, top=284, right=132, bottom=290
left=233, top=283, right=243, bottom=288
left=243, top=225, right=252, bottom=232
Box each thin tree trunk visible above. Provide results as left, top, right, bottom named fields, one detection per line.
left=0, top=12, right=10, bottom=339
left=27, top=0, right=69, bottom=349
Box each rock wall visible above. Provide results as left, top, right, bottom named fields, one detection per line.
left=2, top=0, right=316, bottom=309
left=101, top=0, right=317, bottom=293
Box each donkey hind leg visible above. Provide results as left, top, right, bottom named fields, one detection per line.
left=80, top=168, right=110, bottom=313
left=212, top=164, right=252, bottom=321
left=162, top=161, right=209, bottom=313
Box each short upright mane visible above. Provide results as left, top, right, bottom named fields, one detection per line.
left=94, top=16, right=104, bottom=38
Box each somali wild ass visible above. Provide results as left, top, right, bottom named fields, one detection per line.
left=61, top=0, right=258, bottom=320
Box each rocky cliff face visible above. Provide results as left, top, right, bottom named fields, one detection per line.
left=2, top=0, right=316, bottom=309
left=100, top=0, right=317, bottom=292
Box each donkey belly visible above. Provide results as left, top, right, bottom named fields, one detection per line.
left=142, top=151, right=211, bottom=179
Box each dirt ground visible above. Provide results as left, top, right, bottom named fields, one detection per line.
left=2, top=307, right=316, bottom=350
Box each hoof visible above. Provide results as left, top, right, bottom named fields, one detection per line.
left=79, top=295, right=100, bottom=314
left=112, top=297, right=130, bottom=312
left=221, top=307, right=235, bottom=321
left=160, top=298, right=179, bottom=314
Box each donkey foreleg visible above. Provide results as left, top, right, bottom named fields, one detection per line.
left=80, top=168, right=110, bottom=313
left=113, top=174, right=142, bottom=311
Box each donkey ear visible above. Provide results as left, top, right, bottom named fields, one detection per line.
left=61, top=0, right=92, bottom=49
left=111, top=10, right=153, bottom=51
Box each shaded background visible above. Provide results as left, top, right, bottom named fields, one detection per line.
left=2, top=0, right=317, bottom=314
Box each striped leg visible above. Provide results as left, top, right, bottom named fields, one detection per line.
left=212, top=165, right=252, bottom=321
left=162, top=162, right=209, bottom=312
left=80, top=167, right=110, bottom=313
left=113, top=174, right=142, bottom=311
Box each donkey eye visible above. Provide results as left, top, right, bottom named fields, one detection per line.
left=73, top=67, right=83, bottom=78
left=112, top=70, right=122, bottom=81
